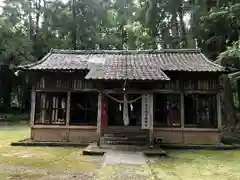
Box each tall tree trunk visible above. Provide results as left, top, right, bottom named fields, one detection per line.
left=178, top=0, right=188, bottom=48
left=171, top=12, right=180, bottom=48
left=72, top=0, right=77, bottom=50
left=146, top=0, right=158, bottom=49
left=42, top=0, right=48, bottom=32
left=34, top=0, right=41, bottom=58
left=221, top=74, right=236, bottom=133
left=28, top=0, right=33, bottom=41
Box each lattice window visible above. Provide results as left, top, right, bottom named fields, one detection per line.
left=34, top=92, right=67, bottom=125
left=154, top=94, right=181, bottom=127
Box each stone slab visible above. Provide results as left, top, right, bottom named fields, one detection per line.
left=103, top=151, right=147, bottom=165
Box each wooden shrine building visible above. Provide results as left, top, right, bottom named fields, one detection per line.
left=20, top=49, right=226, bottom=145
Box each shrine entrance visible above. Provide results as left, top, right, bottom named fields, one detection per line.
left=98, top=92, right=154, bottom=146
left=107, top=94, right=142, bottom=126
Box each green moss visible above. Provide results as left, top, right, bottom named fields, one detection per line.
left=0, top=172, right=44, bottom=180
left=0, top=124, right=99, bottom=173
left=222, top=136, right=240, bottom=145
left=150, top=150, right=240, bottom=180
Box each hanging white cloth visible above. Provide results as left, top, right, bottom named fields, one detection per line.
left=97, top=90, right=142, bottom=126
left=61, top=98, right=66, bottom=109
left=123, top=93, right=129, bottom=126
left=130, top=103, right=133, bottom=111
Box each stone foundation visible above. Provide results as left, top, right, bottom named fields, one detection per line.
left=31, top=126, right=98, bottom=143
left=31, top=126, right=221, bottom=145
left=154, top=128, right=221, bottom=145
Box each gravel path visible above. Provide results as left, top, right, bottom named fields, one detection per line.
left=93, top=150, right=154, bottom=180
left=0, top=151, right=159, bottom=180
left=0, top=164, right=96, bottom=180
left=93, top=164, right=153, bottom=180
left=103, top=150, right=147, bottom=165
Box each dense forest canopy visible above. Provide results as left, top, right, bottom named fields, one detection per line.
left=0, top=0, right=240, bottom=128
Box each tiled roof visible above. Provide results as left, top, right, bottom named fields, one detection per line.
left=85, top=66, right=170, bottom=80
left=21, top=49, right=226, bottom=80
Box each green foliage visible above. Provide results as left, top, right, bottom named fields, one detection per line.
left=196, top=3, right=240, bottom=59
left=0, top=0, right=239, bottom=113
left=217, top=40, right=240, bottom=67
left=0, top=20, right=35, bottom=66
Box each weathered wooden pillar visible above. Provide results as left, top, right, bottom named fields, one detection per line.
left=30, top=86, right=36, bottom=127
left=66, top=91, right=71, bottom=126
left=149, top=93, right=154, bottom=147
left=97, top=92, right=102, bottom=146
left=66, top=91, right=71, bottom=141
left=142, top=93, right=154, bottom=147
left=217, top=92, right=222, bottom=130
left=40, top=76, right=46, bottom=124
left=180, top=92, right=185, bottom=144
left=180, top=92, right=184, bottom=129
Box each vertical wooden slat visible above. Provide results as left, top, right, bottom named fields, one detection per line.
left=55, top=97, right=59, bottom=122
left=217, top=92, right=222, bottom=130
left=196, top=95, right=200, bottom=124
left=30, top=87, right=36, bottom=127
left=41, top=94, right=46, bottom=124
left=52, top=96, right=56, bottom=123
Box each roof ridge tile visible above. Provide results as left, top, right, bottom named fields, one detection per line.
left=51, top=48, right=202, bottom=54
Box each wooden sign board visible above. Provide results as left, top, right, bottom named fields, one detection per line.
left=141, top=93, right=153, bottom=129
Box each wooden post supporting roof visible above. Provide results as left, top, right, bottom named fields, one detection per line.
left=66, top=91, right=71, bottom=126
left=217, top=92, right=222, bottom=130
left=30, top=87, right=36, bottom=127
left=97, top=92, right=102, bottom=146
left=66, top=91, right=71, bottom=141
left=180, top=92, right=184, bottom=144
left=40, top=76, right=46, bottom=124
left=149, top=93, right=154, bottom=147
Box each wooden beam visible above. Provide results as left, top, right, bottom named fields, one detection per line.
left=184, top=90, right=218, bottom=94
left=30, top=87, right=36, bottom=127
left=217, top=92, right=222, bottom=130
left=32, top=125, right=97, bottom=129
left=101, top=89, right=218, bottom=94
left=35, top=88, right=219, bottom=94
left=35, top=89, right=97, bottom=92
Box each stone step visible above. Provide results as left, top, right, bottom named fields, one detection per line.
left=101, top=136, right=148, bottom=142
left=104, top=128, right=148, bottom=134
left=100, top=133, right=149, bottom=146
left=100, top=140, right=148, bottom=146
left=104, top=133, right=148, bottom=138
